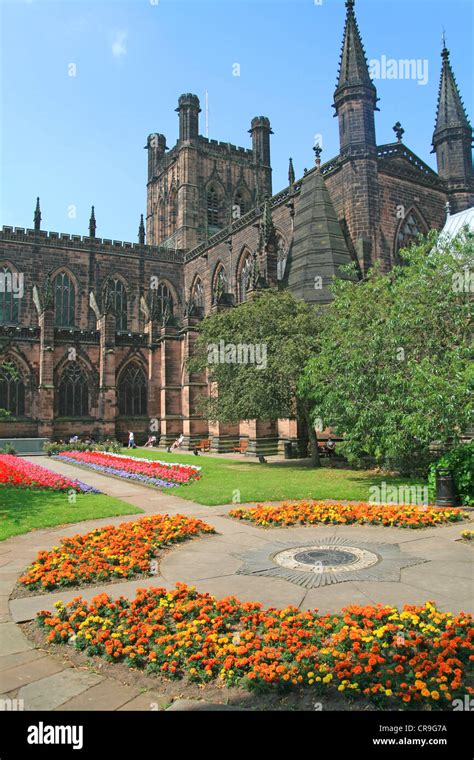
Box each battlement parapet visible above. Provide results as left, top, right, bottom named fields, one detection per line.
left=197, top=136, right=253, bottom=157
left=0, top=226, right=185, bottom=262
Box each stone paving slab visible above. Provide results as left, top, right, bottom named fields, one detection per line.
left=400, top=568, right=473, bottom=601
left=18, top=669, right=104, bottom=711
left=405, top=560, right=473, bottom=579
left=0, top=649, right=45, bottom=673
left=302, top=582, right=374, bottom=613
left=349, top=580, right=460, bottom=610
left=160, top=547, right=242, bottom=584
left=56, top=679, right=140, bottom=711
left=117, top=691, right=171, bottom=711
left=191, top=573, right=307, bottom=609
left=0, top=580, right=16, bottom=596
left=0, top=622, right=34, bottom=656
left=1, top=655, right=69, bottom=693
left=398, top=536, right=473, bottom=559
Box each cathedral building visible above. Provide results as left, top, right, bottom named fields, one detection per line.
left=0, top=1, right=472, bottom=453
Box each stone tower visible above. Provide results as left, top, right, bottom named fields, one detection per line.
left=146, top=95, right=273, bottom=251
left=333, top=0, right=381, bottom=273
left=432, top=44, right=473, bottom=213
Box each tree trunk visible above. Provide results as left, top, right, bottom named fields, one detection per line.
left=304, top=412, right=321, bottom=468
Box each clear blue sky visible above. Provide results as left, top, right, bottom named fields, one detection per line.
left=1, top=0, right=472, bottom=241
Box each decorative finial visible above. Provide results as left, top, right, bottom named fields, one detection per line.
left=89, top=206, right=96, bottom=238
left=34, top=197, right=41, bottom=232
left=313, top=143, right=322, bottom=169
left=445, top=200, right=451, bottom=218
left=138, top=214, right=145, bottom=244
left=441, top=29, right=449, bottom=60
left=393, top=121, right=405, bottom=143
left=288, top=157, right=295, bottom=186
left=346, top=0, right=355, bottom=10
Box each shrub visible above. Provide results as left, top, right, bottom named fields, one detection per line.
left=44, top=440, right=122, bottom=457
left=428, top=441, right=474, bottom=506
left=0, top=443, right=17, bottom=455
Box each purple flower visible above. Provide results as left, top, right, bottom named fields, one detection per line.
left=52, top=457, right=179, bottom=489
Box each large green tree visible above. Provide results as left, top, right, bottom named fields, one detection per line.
left=189, top=289, right=323, bottom=465
left=301, top=230, right=473, bottom=475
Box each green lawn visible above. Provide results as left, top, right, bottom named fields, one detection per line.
left=122, top=448, right=426, bottom=506
left=0, top=489, right=143, bottom=541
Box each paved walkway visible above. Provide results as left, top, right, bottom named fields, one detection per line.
left=0, top=456, right=472, bottom=711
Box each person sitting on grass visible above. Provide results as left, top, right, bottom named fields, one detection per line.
left=144, top=435, right=157, bottom=448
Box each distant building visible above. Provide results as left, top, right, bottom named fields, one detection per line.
left=1, top=0, right=472, bottom=452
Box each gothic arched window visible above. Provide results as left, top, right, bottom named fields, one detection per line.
left=58, top=362, right=89, bottom=417
left=212, top=264, right=227, bottom=304
left=105, top=278, right=127, bottom=332
left=233, top=192, right=245, bottom=220
left=276, top=236, right=288, bottom=281
left=118, top=363, right=147, bottom=416
left=207, top=187, right=220, bottom=227
left=168, top=190, right=177, bottom=236
left=191, top=278, right=204, bottom=310
left=395, top=210, right=425, bottom=262
left=0, top=266, right=19, bottom=324
left=239, top=253, right=253, bottom=303
left=54, top=272, right=75, bottom=327
left=154, top=282, right=174, bottom=321
left=158, top=199, right=166, bottom=241
left=0, top=362, right=25, bottom=416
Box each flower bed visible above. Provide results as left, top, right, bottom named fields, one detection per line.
left=54, top=451, right=201, bottom=489
left=230, top=501, right=469, bottom=529
left=19, top=515, right=214, bottom=591
left=0, top=454, right=101, bottom=494
left=37, top=584, right=474, bottom=709
left=461, top=530, right=474, bottom=541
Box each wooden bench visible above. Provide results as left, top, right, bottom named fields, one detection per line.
left=233, top=439, right=249, bottom=454
left=196, top=438, right=211, bottom=452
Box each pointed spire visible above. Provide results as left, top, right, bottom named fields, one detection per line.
left=335, top=0, right=375, bottom=93
left=34, top=197, right=41, bottom=232
left=288, top=157, right=295, bottom=186
left=138, top=214, right=145, bottom=244
left=89, top=206, right=96, bottom=238
left=433, top=43, right=471, bottom=136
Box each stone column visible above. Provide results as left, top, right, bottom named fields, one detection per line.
left=144, top=317, right=161, bottom=441
left=158, top=325, right=182, bottom=448
left=37, top=307, right=55, bottom=438
left=181, top=317, right=208, bottom=449
left=97, top=312, right=116, bottom=440
left=240, top=419, right=278, bottom=457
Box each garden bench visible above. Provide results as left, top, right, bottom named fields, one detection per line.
left=197, top=438, right=211, bottom=452
left=233, top=439, right=249, bottom=455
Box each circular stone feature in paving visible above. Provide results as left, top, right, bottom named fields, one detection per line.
left=274, top=545, right=379, bottom=574
left=235, top=535, right=427, bottom=589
